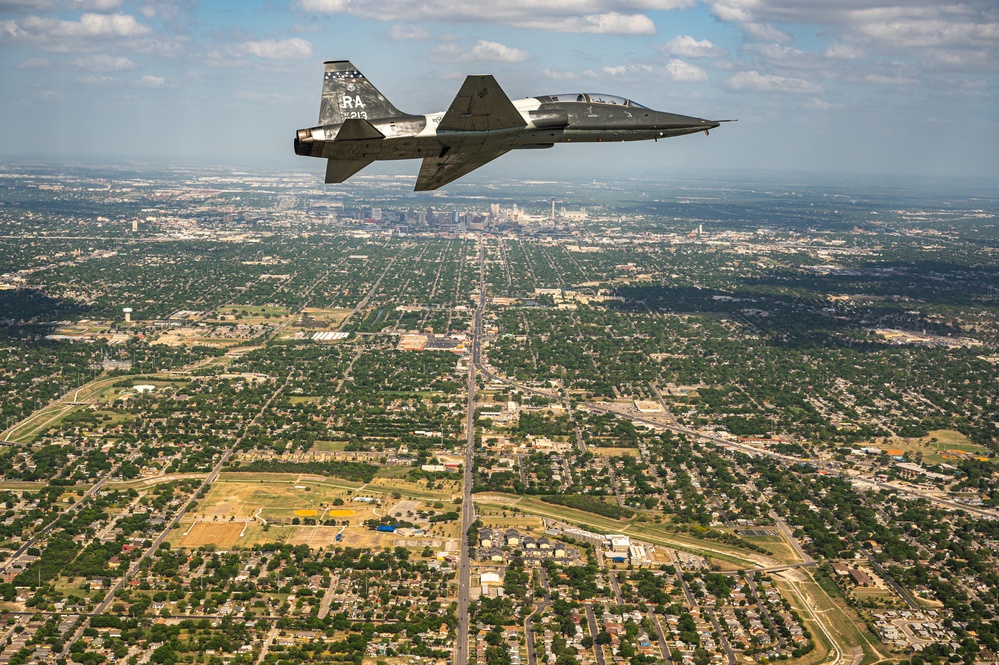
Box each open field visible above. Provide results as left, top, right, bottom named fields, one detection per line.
left=590, top=447, right=641, bottom=457
left=776, top=569, right=888, bottom=665
left=297, top=307, right=352, bottom=327
left=738, top=534, right=800, bottom=564
left=181, top=521, right=245, bottom=548
left=862, top=429, right=990, bottom=465
left=312, top=440, right=349, bottom=452
left=218, top=471, right=365, bottom=490
left=853, top=586, right=897, bottom=604
left=191, top=478, right=378, bottom=523
left=213, top=305, right=291, bottom=324
left=367, top=476, right=462, bottom=502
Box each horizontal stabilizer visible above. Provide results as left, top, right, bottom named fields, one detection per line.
left=326, top=158, right=373, bottom=184
left=335, top=118, right=385, bottom=141
left=438, top=75, right=527, bottom=133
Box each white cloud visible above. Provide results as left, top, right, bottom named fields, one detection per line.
left=227, top=37, right=313, bottom=60
left=540, top=68, right=581, bottom=81
left=432, top=39, right=531, bottom=63
left=1, top=12, right=152, bottom=46
left=70, top=0, right=123, bottom=12
left=77, top=74, right=116, bottom=83
left=742, top=21, right=791, bottom=44
left=516, top=12, right=658, bottom=35
left=864, top=73, right=918, bottom=85
left=468, top=39, right=530, bottom=62
left=802, top=97, right=845, bottom=110
left=389, top=24, right=431, bottom=40
left=47, top=12, right=149, bottom=37
left=72, top=54, right=135, bottom=70
left=17, top=56, right=51, bottom=68
left=298, top=0, right=695, bottom=34
left=665, top=58, right=707, bottom=81
left=662, top=35, right=725, bottom=58
left=727, top=70, right=821, bottom=93
left=709, top=0, right=756, bottom=23
left=0, top=0, right=56, bottom=12
left=708, top=0, right=998, bottom=73
left=742, top=42, right=819, bottom=68
left=431, top=39, right=531, bottom=62
left=299, top=0, right=348, bottom=11
left=137, top=74, right=165, bottom=86
left=853, top=17, right=999, bottom=50
left=824, top=42, right=866, bottom=59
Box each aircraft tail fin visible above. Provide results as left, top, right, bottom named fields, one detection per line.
left=319, top=60, right=405, bottom=125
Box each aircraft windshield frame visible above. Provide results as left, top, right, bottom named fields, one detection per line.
left=542, top=93, right=648, bottom=108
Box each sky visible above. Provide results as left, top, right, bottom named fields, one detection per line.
left=2, top=0, right=998, bottom=182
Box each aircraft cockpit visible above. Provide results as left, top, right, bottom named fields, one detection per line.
left=538, top=93, right=648, bottom=108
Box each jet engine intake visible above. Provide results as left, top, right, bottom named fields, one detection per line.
left=528, top=109, right=569, bottom=130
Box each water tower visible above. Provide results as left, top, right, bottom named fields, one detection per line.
left=123, top=307, right=133, bottom=323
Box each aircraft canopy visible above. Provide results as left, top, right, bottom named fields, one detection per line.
left=538, top=93, right=648, bottom=108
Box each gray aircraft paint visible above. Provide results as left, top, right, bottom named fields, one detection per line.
left=296, top=60, right=727, bottom=191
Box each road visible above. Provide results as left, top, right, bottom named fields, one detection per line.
left=608, top=570, right=624, bottom=604
left=769, top=510, right=815, bottom=565
left=673, top=555, right=736, bottom=665
left=525, top=569, right=552, bottom=665
left=455, top=239, right=486, bottom=665
left=646, top=608, right=674, bottom=664
left=474, top=365, right=998, bottom=522
left=317, top=573, right=340, bottom=618
left=583, top=604, right=607, bottom=665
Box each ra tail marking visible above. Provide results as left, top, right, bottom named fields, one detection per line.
left=319, top=60, right=406, bottom=125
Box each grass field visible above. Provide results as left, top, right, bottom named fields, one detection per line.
left=739, top=534, right=800, bottom=565
left=181, top=522, right=245, bottom=548
left=776, top=569, right=888, bottom=665
left=853, top=586, right=897, bottom=604
left=298, top=307, right=351, bottom=326
left=862, top=429, right=990, bottom=465
left=312, top=440, right=349, bottom=452
left=191, top=478, right=377, bottom=523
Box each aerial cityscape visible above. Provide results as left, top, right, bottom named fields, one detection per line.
left=3, top=1, right=999, bottom=665
left=0, top=164, right=996, bottom=665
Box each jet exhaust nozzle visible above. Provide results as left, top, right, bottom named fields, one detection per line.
left=295, top=128, right=322, bottom=156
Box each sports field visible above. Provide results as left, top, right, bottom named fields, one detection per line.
left=181, top=522, right=246, bottom=549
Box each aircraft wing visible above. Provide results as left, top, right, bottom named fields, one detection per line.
left=438, top=75, right=527, bottom=132
left=415, top=149, right=510, bottom=191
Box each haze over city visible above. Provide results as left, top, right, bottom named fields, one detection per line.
left=2, top=0, right=998, bottom=180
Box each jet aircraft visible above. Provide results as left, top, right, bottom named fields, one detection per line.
left=295, top=60, right=728, bottom=191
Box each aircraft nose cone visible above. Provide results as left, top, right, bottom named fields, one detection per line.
left=664, top=113, right=718, bottom=129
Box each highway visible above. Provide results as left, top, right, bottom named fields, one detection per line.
left=473, top=361, right=997, bottom=522
left=456, top=239, right=487, bottom=665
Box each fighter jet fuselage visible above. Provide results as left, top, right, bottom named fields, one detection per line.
left=295, top=61, right=725, bottom=191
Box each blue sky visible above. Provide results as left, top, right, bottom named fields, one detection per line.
left=2, top=0, right=997, bottom=181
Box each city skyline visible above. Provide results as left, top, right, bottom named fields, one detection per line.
left=2, top=0, right=998, bottom=181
